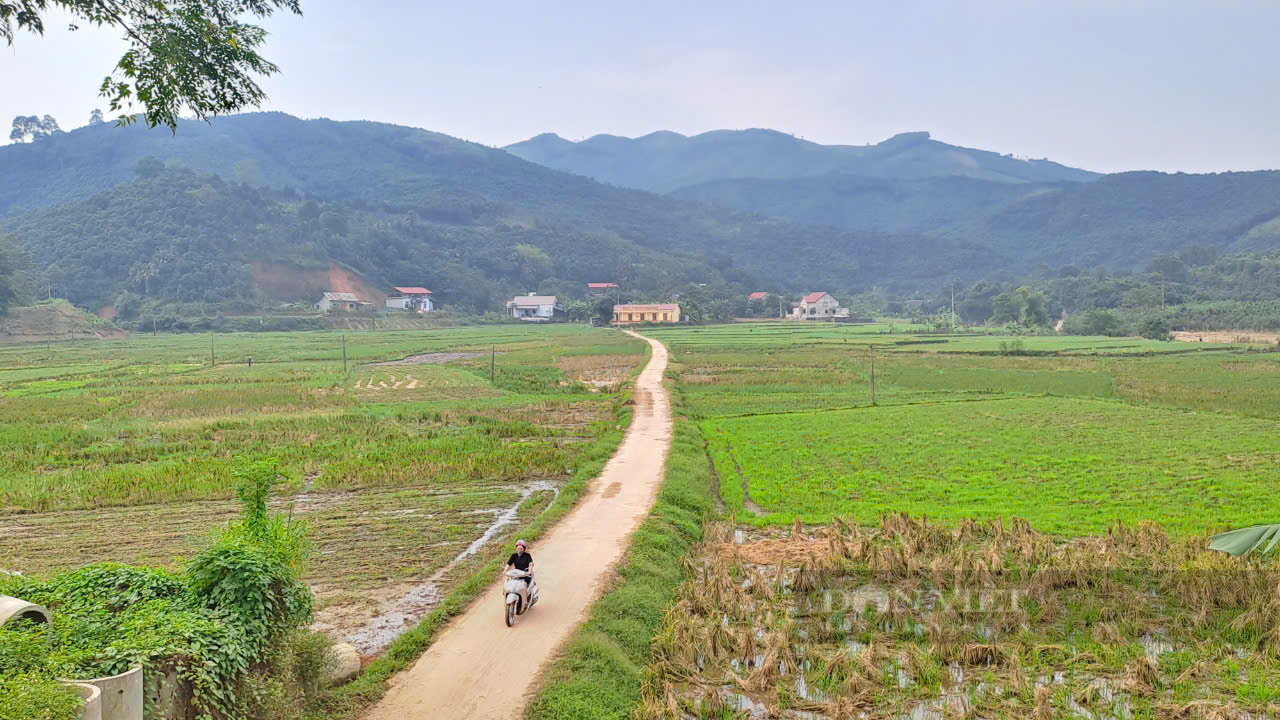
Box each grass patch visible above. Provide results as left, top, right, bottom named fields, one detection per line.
left=705, top=396, right=1280, bottom=535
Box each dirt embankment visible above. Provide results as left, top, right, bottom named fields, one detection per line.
left=250, top=261, right=384, bottom=305
left=0, top=301, right=126, bottom=343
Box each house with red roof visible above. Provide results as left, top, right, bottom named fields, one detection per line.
left=794, top=291, right=847, bottom=319
left=747, top=291, right=768, bottom=300
left=385, top=286, right=434, bottom=312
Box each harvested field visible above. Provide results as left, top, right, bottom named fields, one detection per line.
left=557, top=352, right=641, bottom=390
left=638, top=518, right=1280, bottom=719
left=1173, top=330, right=1280, bottom=345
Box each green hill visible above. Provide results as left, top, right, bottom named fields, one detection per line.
left=5, top=113, right=1280, bottom=321
left=504, top=129, right=1099, bottom=193
left=673, top=171, right=1280, bottom=270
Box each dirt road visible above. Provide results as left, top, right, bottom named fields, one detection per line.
left=362, top=331, right=672, bottom=720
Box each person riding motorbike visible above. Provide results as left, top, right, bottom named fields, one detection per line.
left=506, top=540, right=534, bottom=590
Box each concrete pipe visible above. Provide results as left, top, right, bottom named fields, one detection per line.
left=61, top=666, right=142, bottom=720
left=0, top=594, right=50, bottom=627
left=64, top=683, right=103, bottom=720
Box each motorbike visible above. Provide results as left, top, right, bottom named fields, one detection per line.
left=502, top=569, right=538, bottom=627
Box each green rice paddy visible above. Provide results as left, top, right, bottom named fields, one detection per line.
left=650, top=322, right=1280, bottom=537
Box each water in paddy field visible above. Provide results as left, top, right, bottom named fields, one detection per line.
left=344, top=479, right=558, bottom=656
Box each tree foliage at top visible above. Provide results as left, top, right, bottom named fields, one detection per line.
left=8, top=114, right=59, bottom=143
left=0, top=0, right=302, bottom=130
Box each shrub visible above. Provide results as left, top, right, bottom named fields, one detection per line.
left=1138, top=316, right=1173, bottom=340
left=184, top=460, right=313, bottom=659
left=997, top=339, right=1027, bottom=355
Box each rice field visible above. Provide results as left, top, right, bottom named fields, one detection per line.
left=706, top=397, right=1280, bottom=534
left=638, top=517, right=1280, bottom=719
left=0, top=324, right=645, bottom=639
left=621, top=322, right=1280, bottom=719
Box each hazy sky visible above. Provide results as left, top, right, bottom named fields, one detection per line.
left=2, top=1, right=1277, bottom=173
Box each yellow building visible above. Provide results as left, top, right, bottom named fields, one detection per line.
left=612, top=303, right=680, bottom=324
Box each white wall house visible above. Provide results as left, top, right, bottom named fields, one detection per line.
left=507, top=294, right=561, bottom=321
left=385, top=286, right=434, bottom=312
left=316, top=292, right=372, bottom=312
left=794, top=292, right=847, bottom=319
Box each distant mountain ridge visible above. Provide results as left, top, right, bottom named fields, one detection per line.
left=504, top=128, right=1099, bottom=193
left=0, top=114, right=922, bottom=314
left=3, top=113, right=1279, bottom=321
left=672, top=171, right=1280, bottom=269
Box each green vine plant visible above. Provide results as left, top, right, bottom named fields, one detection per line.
left=0, top=458, right=326, bottom=720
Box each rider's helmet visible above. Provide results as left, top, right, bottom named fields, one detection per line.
left=515, top=539, right=526, bottom=550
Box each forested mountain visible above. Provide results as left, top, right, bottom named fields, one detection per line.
left=4, top=113, right=1280, bottom=323
left=504, top=129, right=1099, bottom=193
left=4, top=168, right=745, bottom=315
left=0, top=114, right=935, bottom=315
left=6, top=118, right=966, bottom=316
left=673, top=171, right=1280, bottom=270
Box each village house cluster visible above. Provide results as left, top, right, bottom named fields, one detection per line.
left=315, top=286, right=434, bottom=313
left=313, top=280, right=848, bottom=325
left=505, top=283, right=684, bottom=324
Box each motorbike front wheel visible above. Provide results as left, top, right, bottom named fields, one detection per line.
left=505, top=601, right=516, bottom=627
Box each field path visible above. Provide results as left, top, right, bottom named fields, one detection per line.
left=362, top=330, right=672, bottom=720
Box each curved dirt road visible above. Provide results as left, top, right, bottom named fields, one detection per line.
left=363, top=331, right=672, bottom=720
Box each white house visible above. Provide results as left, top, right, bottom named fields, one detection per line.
left=316, top=292, right=372, bottom=312
left=507, top=294, right=561, bottom=322
left=385, top=286, right=434, bottom=312
left=793, top=291, right=848, bottom=319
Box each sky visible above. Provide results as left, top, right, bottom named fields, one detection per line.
left=1, top=0, right=1277, bottom=174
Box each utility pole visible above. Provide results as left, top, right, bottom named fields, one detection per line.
left=869, top=346, right=877, bottom=406
left=210, top=334, right=215, bottom=367
left=152, top=316, right=157, bottom=336
left=342, top=334, right=348, bottom=374
left=951, top=284, right=957, bottom=330
left=490, top=345, right=496, bottom=382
